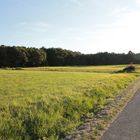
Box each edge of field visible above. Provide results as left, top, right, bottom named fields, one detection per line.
left=64, top=76, right=140, bottom=140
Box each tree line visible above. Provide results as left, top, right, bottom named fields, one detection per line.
left=42, top=48, right=140, bottom=66
left=0, top=45, right=140, bottom=67
left=0, top=45, right=46, bottom=67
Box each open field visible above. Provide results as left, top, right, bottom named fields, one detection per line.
left=23, top=64, right=140, bottom=73
left=0, top=67, right=139, bottom=139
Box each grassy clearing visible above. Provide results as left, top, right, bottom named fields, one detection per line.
left=0, top=70, right=138, bottom=140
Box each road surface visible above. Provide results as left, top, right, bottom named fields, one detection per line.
left=102, top=89, right=140, bottom=140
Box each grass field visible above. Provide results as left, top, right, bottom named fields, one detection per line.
left=23, top=64, right=140, bottom=73
left=0, top=66, right=139, bottom=139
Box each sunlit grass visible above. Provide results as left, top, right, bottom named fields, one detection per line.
left=0, top=70, right=138, bottom=139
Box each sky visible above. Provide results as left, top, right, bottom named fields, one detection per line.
left=0, top=0, right=140, bottom=54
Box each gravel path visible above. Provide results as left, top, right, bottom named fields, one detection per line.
left=101, top=88, right=140, bottom=140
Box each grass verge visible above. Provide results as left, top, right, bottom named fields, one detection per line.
left=64, top=77, right=140, bottom=140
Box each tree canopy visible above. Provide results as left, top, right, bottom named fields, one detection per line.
left=0, top=45, right=140, bottom=67
left=0, top=45, right=46, bottom=67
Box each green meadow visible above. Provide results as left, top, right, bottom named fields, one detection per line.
left=0, top=66, right=139, bottom=139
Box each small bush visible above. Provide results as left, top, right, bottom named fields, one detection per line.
left=116, top=65, right=135, bottom=73
left=122, top=66, right=135, bottom=73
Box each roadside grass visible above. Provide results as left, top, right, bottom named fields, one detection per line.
left=0, top=70, right=138, bottom=139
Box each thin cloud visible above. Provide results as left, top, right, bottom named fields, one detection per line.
left=109, top=6, right=129, bottom=18
left=69, top=0, right=83, bottom=7
left=90, top=11, right=140, bottom=53
left=136, top=0, right=140, bottom=4
left=17, top=22, right=49, bottom=33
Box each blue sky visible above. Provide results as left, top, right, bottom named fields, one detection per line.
left=0, top=0, right=140, bottom=54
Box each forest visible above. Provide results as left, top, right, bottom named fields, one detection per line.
left=0, top=45, right=140, bottom=67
